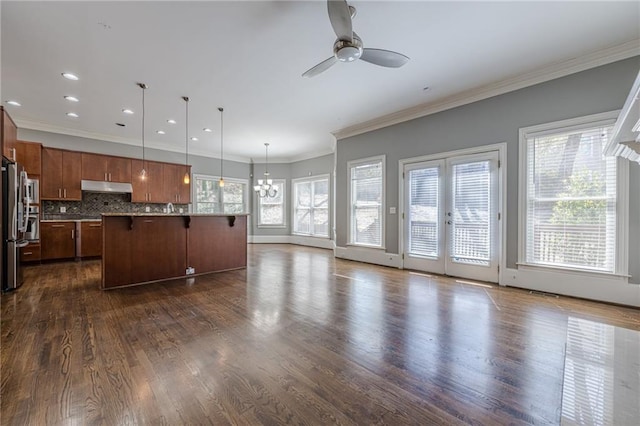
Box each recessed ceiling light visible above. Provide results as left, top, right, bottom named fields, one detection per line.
left=156, top=130, right=165, bottom=135
left=64, top=96, right=79, bottom=102
left=190, top=137, right=198, bottom=141
left=62, top=72, right=79, bottom=81
left=167, top=119, right=177, bottom=124
left=422, top=86, right=431, bottom=92
left=116, top=123, right=125, bottom=127
left=203, top=128, right=212, bottom=132
left=66, top=112, right=79, bottom=118
left=122, top=108, right=134, bottom=114
left=6, top=100, right=21, bottom=107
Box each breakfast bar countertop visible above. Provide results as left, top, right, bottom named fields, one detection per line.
left=100, top=213, right=249, bottom=217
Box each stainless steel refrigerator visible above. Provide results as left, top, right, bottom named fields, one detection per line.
left=2, top=158, right=30, bottom=291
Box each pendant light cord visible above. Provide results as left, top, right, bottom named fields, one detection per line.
left=219, top=107, right=224, bottom=180
left=184, top=97, right=189, bottom=165
left=142, top=85, right=145, bottom=164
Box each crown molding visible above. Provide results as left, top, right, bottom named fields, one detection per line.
left=333, top=40, right=640, bottom=141
left=15, top=118, right=254, bottom=164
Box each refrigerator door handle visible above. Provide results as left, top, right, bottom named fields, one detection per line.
left=19, top=170, right=30, bottom=232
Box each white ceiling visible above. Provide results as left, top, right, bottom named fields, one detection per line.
left=2, top=1, right=639, bottom=163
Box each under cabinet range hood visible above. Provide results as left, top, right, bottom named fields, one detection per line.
left=81, top=180, right=133, bottom=193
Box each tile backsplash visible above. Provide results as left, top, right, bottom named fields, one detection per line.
left=42, top=192, right=188, bottom=219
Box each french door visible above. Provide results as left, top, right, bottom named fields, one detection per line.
left=403, top=151, right=500, bottom=282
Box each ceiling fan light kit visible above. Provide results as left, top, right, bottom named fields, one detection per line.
left=303, top=0, right=409, bottom=77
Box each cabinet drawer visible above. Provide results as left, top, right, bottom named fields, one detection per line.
left=20, top=243, right=41, bottom=262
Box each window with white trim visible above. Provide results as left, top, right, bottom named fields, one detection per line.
left=349, top=156, right=385, bottom=247
left=293, top=175, right=329, bottom=237
left=521, top=120, right=619, bottom=273
left=194, top=175, right=248, bottom=214
left=258, top=179, right=286, bottom=227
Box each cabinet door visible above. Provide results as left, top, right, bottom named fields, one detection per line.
left=81, top=153, right=107, bottom=181
left=162, top=163, right=181, bottom=203
left=62, top=151, right=82, bottom=200
left=2, top=108, right=18, bottom=161
left=41, top=222, right=76, bottom=260
left=41, top=148, right=63, bottom=199
left=106, top=156, right=131, bottom=183
left=146, top=161, right=164, bottom=203
left=80, top=222, right=102, bottom=257
left=131, top=159, right=148, bottom=202
left=20, top=243, right=41, bottom=262
left=16, top=141, right=42, bottom=176
left=130, top=217, right=186, bottom=283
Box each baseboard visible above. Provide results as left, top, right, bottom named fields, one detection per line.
left=248, top=235, right=334, bottom=250
left=502, top=267, right=639, bottom=307
left=334, top=245, right=401, bottom=268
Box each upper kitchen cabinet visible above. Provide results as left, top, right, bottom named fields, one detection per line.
left=81, top=153, right=131, bottom=183
left=15, top=141, right=42, bottom=176
left=41, top=148, right=82, bottom=200
left=131, top=159, right=164, bottom=203
left=1, top=106, right=18, bottom=162
left=162, top=163, right=191, bottom=204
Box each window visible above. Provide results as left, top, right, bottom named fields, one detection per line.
left=194, top=175, right=248, bottom=214
left=349, top=156, right=385, bottom=247
left=520, top=116, right=620, bottom=273
left=293, top=175, right=329, bottom=237
left=258, top=179, right=286, bottom=227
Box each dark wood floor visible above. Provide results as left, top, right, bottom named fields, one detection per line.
left=2, top=244, right=638, bottom=425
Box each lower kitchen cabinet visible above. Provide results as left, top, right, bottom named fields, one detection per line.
left=20, top=243, right=41, bottom=262
left=79, top=221, right=102, bottom=257
left=41, top=221, right=76, bottom=260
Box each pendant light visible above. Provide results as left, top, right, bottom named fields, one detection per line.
left=182, top=96, right=190, bottom=185
left=218, top=107, right=225, bottom=188
left=254, top=143, right=277, bottom=198
left=138, top=83, right=148, bottom=180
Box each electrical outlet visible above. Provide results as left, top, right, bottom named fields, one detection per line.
left=185, top=267, right=195, bottom=275
left=389, top=207, right=396, bottom=214
left=145, top=206, right=150, bottom=212
left=60, top=206, right=66, bottom=213
left=179, top=208, right=184, bottom=214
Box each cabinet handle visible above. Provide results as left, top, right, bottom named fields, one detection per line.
left=143, top=220, right=153, bottom=223
left=11, top=148, right=16, bottom=161
left=63, top=188, right=67, bottom=198
left=105, top=172, right=108, bottom=181
left=23, top=252, right=32, bottom=255
left=71, top=230, right=75, bottom=239
left=51, top=224, right=65, bottom=228
left=109, top=173, right=112, bottom=181
left=58, top=188, right=62, bottom=198
left=89, top=224, right=101, bottom=227
left=149, top=193, right=151, bottom=201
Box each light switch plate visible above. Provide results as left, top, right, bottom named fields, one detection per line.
left=389, top=207, right=396, bottom=214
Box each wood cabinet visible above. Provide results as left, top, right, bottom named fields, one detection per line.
left=20, top=243, right=41, bottom=262
left=163, top=163, right=191, bottom=204
left=131, top=160, right=164, bottom=203
left=15, top=141, right=42, bottom=176
left=79, top=221, right=102, bottom=257
left=81, top=153, right=131, bottom=183
left=1, top=106, right=18, bottom=161
left=41, top=221, right=76, bottom=260
left=41, top=148, right=81, bottom=200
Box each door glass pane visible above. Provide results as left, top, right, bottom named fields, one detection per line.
left=450, top=161, right=491, bottom=265
left=408, top=167, right=439, bottom=257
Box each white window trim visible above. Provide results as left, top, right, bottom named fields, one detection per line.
left=517, top=111, right=629, bottom=277
left=257, top=178, right=287, bottom=228
left=347, top=155, right=386, bottom=249
left=291, top=174, right=330, bottom=238
left=192, top=174, right=249, bottom=214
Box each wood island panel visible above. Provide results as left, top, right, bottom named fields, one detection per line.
left=102, top=214, right=246, bottom=289
left=188, top=215, right=247, bottom=273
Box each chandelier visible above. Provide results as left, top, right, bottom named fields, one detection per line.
left=254, top=143, right=277, bottom=198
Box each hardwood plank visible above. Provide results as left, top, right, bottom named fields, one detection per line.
left=2, top=245, right=638, bottom=425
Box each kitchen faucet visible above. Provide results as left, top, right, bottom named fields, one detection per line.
left=166, top=202, right=175, bottom=213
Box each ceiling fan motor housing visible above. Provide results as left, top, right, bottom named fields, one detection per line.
left=334, top=36, right=363, bottom=62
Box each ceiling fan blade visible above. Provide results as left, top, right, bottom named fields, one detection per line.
left=302, top=56, right=338, bottom=78
left=360, top=48, right=410, bottom=68
left=327, top=0, right=353, bottom=41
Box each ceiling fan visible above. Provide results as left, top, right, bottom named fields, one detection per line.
left=302, top=0, right=410, bottom=78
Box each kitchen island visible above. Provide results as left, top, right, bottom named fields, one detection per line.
left=101, top=213, right=247, bottom=289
